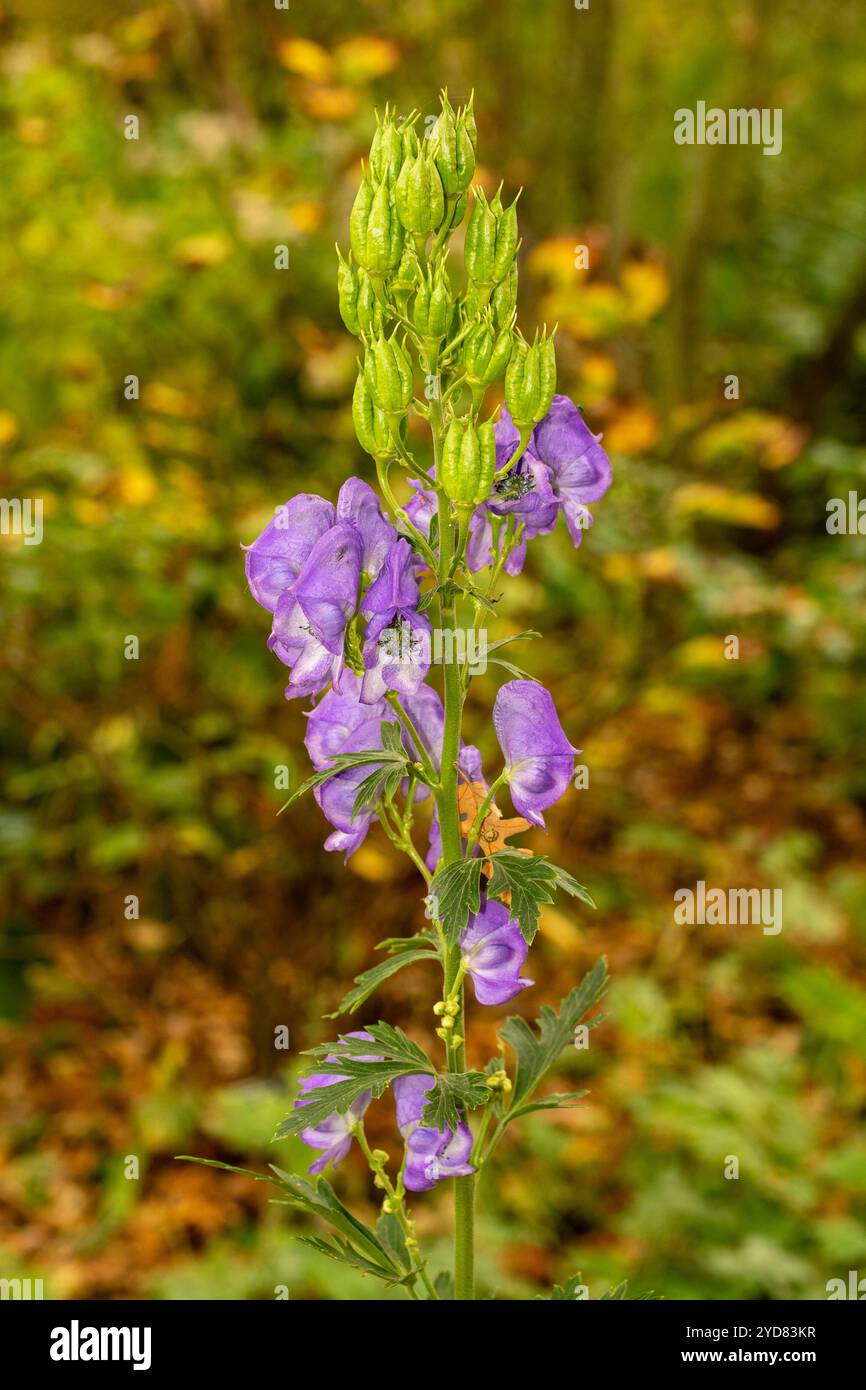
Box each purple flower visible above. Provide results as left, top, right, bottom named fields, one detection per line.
left=304, top=673, right=388, bottom=857
left=493, top=679, right=578, bottom=827
left=360, top=539, right=432, bottom=704
left=489, top=410, right=559, bottom=533
left=269, top=522, right=363, bottom=700
left=295, top=1031, right=378, bottom=1175
left=529, top=395, right=612, bottom=546
left=393, top=1075, right=476, bottom=1192
left=336, top=477, right=396, bottom=579
left=459, top=899, right=533, bottom=1005
left=244, top=493, right=336, bottom=613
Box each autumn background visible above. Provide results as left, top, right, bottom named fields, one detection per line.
left=1, top=0, right=865, bottom=1301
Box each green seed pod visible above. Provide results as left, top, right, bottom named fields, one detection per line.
left=490, top=260, right=518, bottom=332
left=413, top=264, right=453, bottom=341
left=356, top=269, right=384, bottom=334
left=350, top=176, right=404, bottom=277
left=337, top=250, right=384, bottom=337
left=364, top=331, right=413, bottom=417
left=395, top=148, right=445, bottom=236
left=461, top=315, right=513, bottom=388
left=504, top=329, right=557, bottom=431
left=336, top=247, right=361, bottom=336
left=370, top=109, right=418, bottom=186
left=465, top=187, right=519, bottom=290
left=490, top=189, right=519, bottom=282
left=441, top=417, right=496, bottom=506
left=352, top=371, right=393, bottom=459
left=433, top=93, right=476, bottom=197
left=464, top=188, right=498, bottom=287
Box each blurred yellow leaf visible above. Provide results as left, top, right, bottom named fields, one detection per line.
left=334, top=36, right=400, bottom=83
left=578, top=352, right=617, bottom=399
left=277, top=37, right=333, bottom=81
left=544, top=282, right=627, bottom=340
left=173, top=233, right=232, bottom=269
left=605, top=401, right=660, bottom=454
left=143, top=382, right=200, bottom=419
left=676, top=635, right=765, bottom=669
left=287, top=200, right=325, bottom=234
left=621, top=258, right=669, bottom=321
left=348, top=845, right=399, bottom=882
left=674, top=483, right=780, bottom=529
left=300, top=84, right=359, bottom=121
left=526, top=235, right=581, bottom=287
left=692, top=410, right=808, bottom=469
left=0, top=410, right=19, bottom=446
left=117, top=463, right=158, bottom=506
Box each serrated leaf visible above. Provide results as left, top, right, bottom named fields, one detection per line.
left=485, top=629, right=541, bottom=654
left=326, top=948, right=437, bottom=1018
left=376, top=1210, right=409, bottom=1270
left=486, top=850, right=595, bottom=943
left=420, top=1070, right=491, bottom=1131
left=375, top=930, right=439, bottom=956
left=505, top=1089, right=588, bottom=1122
left=177, top=1158, right=399, bottom=1276
left=499, top=957, right=608, bottom=1112
left=429, top=856, right=483, bottom=945
left=486, top=851, right=557, bottom=943
left=550, top=862, right=596, bottom=910
left=276, top=1023, right=435, bottom=1138
left=297, top=1234, right=410, bottom=1285
left=351, top=762, right=405, bottom=818
left=277, top=748, right=405, bottom=814
left=380, top=719, right=404, bottom=754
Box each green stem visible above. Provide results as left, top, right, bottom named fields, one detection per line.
left=432, top=454, right=476, bottom=1301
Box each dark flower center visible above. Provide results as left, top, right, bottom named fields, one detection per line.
left=493, top=468, right=534, bottom=502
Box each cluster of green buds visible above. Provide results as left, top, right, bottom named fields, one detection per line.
left=486, top=1069, right=513, bottom=1095
left=336, top=89, right=556, bottom=533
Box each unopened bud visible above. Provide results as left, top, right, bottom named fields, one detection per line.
left=504, top=328, right=557, bottom=431
left=352, top=371, right=393, bottom=459
left=396, top=148, right=445, bottom=237
left=364, top=331, right=413, bottom=418
left=441, top=416, right=496, bottom=507
left=433, top=92, right=476, bottom=197
left=350, top=176, right=404, bottom=277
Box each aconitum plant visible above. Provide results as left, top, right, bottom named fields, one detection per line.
left=190, top=95, right=615, bottom=1302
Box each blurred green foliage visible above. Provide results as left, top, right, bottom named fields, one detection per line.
left=1, top=0, right=866, bottom=1300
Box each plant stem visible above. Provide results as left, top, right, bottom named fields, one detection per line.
left=433, top=475, right=476, bottom=1301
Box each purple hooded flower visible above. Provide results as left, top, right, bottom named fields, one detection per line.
left=360, top=539, right=432, bottom=704
left=393, top=1074, right=476, bottom=1192
left=304, top=673, right=389, bottom=857
left=489, top=410, right=559, bottom=534
left=529, top=395, right=612, bottom=546
left=295, top=1031, right=378, bottom=1175
left=336, top=477, right=397, bottom=579
left=244, top=493, right=336, bottom=613
left=269, top=522, right=363, bottom=700
left=459, top=899, right=533, bottom=1005
left=493, top=679, right=578, bottom=827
